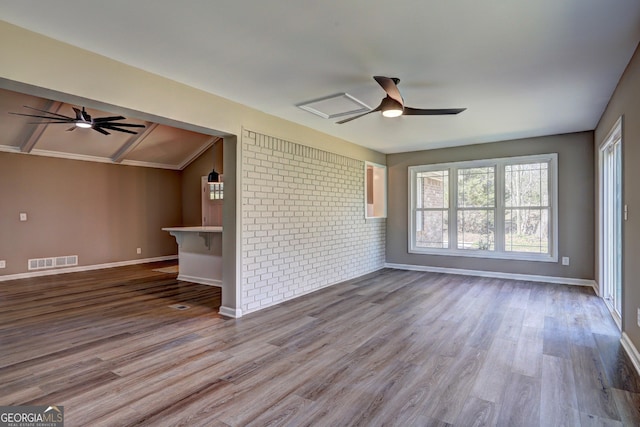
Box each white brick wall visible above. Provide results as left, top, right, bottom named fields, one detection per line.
left=241, top=130, right=386, bottom=313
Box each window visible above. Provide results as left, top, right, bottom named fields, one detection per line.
left=504, top=162, right=549, bottom=253
left=458, top=166, right=495, bottom=250
left=415, top=170, right=449, bottom=248
left=409, top=154, right=558, bottom=262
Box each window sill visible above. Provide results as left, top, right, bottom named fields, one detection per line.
left=409, top=247, right=558, bottom=263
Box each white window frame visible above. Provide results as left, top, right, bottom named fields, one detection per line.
left=409, top=153, right=558, bottom=262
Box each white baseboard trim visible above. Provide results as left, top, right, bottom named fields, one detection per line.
left=621, top=332, right=640, bottom=377
left=384, top=263, right=597, bottom=288
left=0, top=255, right=178, bottom=282
left=177, top=274, right=222, bottom=287
left=219, top=306, right=242, bottom=318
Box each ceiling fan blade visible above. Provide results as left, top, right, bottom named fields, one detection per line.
left=21, top=105, right=74, bottom=120
left=97, top=122, right=146, bottom=128
left=92, top=127, right=110, bottom=135
left=26, top=120, right=77, bottom=124
left=373, top=76, right=403, bottom=106
left=403, top=107, right=466, bottom=116
left=95, top=124, right=139, bottom=134
left=336, top=105, right=382, bottom=124
left=93, top=116, right=126, bottom=123
left=66, top=126, right=76, bottom=132
left=9, top=112, right=74, bottom=121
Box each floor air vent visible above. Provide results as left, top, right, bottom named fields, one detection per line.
left=28, top=255, right=78, bottom=270
left=169, top=304, right=190, bottom=311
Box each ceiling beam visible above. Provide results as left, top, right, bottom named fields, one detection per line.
left=20, top=101, right=63, bottom=153
left=178, top=136, right=219, bottom=170
left=111, top=122, right=158, bottom=163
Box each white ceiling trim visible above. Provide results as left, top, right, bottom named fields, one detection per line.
left=0, top=147, right=185, bottom=170
left=177, top=136, right=218, bottom=170
left=120, top=159, right=186, bottom=170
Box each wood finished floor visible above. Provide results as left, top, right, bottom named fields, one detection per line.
left=2, top=263, right=640, bottom=426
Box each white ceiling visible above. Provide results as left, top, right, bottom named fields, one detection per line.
left=1, top=0, right=639, bottom=154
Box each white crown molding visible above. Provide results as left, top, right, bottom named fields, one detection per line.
left=0, top=255, right=178, bottom=282
left=0, top=144, right=21, bottom=153
left=385, top=263, right=597, bottom=289
left=0, top=145, right=183, bottom=170
left=119, top=159, right=181, bottom=170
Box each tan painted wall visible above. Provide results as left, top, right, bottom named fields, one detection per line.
left=386, top=132, right=595, bottom=279
left=0, top=152, right=182, bottom=275
left=594, top=43, right=640, bottom=347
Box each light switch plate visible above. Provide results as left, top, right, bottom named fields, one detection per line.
left=0, top=260, right=5, bottom=268
left=19, top=212, right=27, bottom=221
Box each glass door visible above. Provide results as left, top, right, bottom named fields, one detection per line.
left=600, top=120, right=622, bottom=325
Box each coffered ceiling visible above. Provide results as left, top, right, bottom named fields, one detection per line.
left=0, top=1, right=639, bottom=154
left=0, top=88, right=217, bottom=169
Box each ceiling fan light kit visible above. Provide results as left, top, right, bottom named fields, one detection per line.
left=9, top=105, right=146, bottom=135
left=381, top=97, right=404, bottom=118
left=336, top=76, right=466, bottom=124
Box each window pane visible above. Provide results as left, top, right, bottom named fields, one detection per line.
left=505, top=208, right=549, bottom=253
left=458, top=167, right=495, bottom=208
left=416, top=170, right=448, bottom=208
left=457, top=209, right=494, bottom=250
left=505, top=162, right=548, bottom=207
left=415, top=210, right=448, bottom=248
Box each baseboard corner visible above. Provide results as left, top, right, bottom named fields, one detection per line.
left=621, top=332, right=640, bottom=377
left=219, top=306, right=242, bottom=318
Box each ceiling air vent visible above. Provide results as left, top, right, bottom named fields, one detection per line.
left=297, top=93, right=371, bottom=119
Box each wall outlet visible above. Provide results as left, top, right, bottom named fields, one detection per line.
left=19, top=212, right=27, bottom=222
left=136, top=248, right=142, bottom=254
left=637, top=308, right=640, bottom=327
left=561, top=256, right=570, bottom=266
left=0, top=260, right=5, bottom=269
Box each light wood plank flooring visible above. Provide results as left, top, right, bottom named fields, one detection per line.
left=2, top=263, right=640, bottom=426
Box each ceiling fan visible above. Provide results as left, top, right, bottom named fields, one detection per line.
left=9, top=105, right=146, bottom=135
left=337, top=76, right=466, bottom=124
